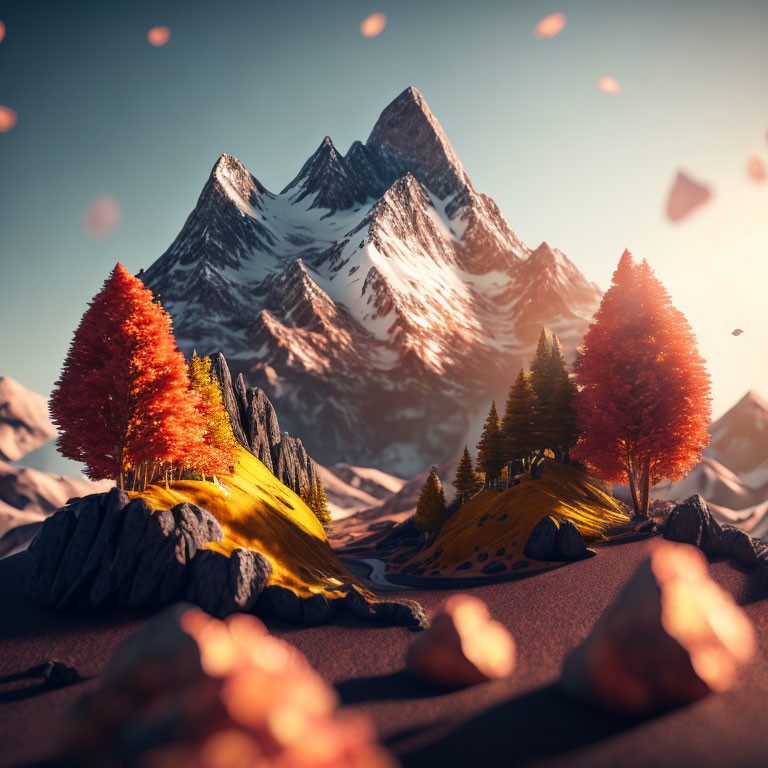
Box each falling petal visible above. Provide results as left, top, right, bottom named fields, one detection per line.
left=746, top=155, right=766, bottom=182
left=84, top=196, right=121, bottom=237
left=0, top=106, right=17, bottom=132
left=0, top=20, right=5, bottom=44
left=534, top=12, right=566, bottom=39
left=360, top=12, right=387, bottom=38
left=597, top=77, right=621, bottom=95
left=147, top=26, right=171, bottom=47
left=666, top=170, right=712, bottom=221
left=732, top=329, right=744, bottom=337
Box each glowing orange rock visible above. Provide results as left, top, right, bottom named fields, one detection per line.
left=534, top=12, right=566, bottom=39
left=360, top=12, right=387, bottom=38
left=561, top=541, right=755, bottom=714
left=597, top=76, right=621, bottom=95
left=147, top=25, right=171, bottom=47
left=666, top=170, right=712, bottom=221
left=84, top=195, right=121, bottom=236
left=747, top=155, right=766, bottom=182
left=0, top=105, right=17, bottom=132
left=407, top=595, right=515, bottom=687
left=0, top=20, right=5, bottom=44
left=55, top=607, right=396, bottom=767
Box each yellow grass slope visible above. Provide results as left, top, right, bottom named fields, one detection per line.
left=402, top=460, right=628, bottom=577
left=135, top=446, right=360, bottom=598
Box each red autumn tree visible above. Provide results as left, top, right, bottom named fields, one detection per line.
left=50, top=263, right=209, bottom=489
left=572, top=250, right=711, bottom=517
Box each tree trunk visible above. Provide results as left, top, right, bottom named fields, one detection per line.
left=626, top=469, right=640, bottom=517
left=638, top=459, right=651, bottom=519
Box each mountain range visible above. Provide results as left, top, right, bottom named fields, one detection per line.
left=652, top=391, right=768, bottom=533
left=143, top=86, right=601, bottom=475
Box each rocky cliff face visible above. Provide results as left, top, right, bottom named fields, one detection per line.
left=144, top=86, right=601, bottom=475
left=210, top=353, right=319, bottom=497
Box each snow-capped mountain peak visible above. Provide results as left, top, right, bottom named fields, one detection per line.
left=366, top=86, right=470, bottom=199
left=143, top=86, right=602, bottom=475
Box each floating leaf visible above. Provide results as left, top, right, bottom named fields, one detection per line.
left=534, top=12, right=566, bottom=39
left=84, top=196, right=121, bottom=236
left=147, top=26, right=171, bottom=47
left=666, top=170, right=712, bottom=221
left=597, top=76, right=621, bottom=95
left=360, top=12, right=387, bottom=38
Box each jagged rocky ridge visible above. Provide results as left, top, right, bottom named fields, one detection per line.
left=25, top=488, right=427, bottom=628
left=210, top=353, right=319, bottom=496
left=144, top=86, right=601, bottom=475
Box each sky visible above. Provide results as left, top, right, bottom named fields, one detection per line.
left=1, top=0, right=767, bottom=424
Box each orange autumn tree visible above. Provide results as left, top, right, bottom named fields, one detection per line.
left=50, top=263, right=214, bottom=489
left=573, top=250, right=711, bottom=517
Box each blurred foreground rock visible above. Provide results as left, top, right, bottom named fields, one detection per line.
left=407, top=595, right=515, bottom=687
left=52, top=606, right=396, bottom=767
left=561, top=540, right=755, bottom=714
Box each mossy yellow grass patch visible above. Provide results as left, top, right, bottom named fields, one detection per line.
left=133, top=446, right=361, bottom=598
left=404, top=460, right=628, bottom=576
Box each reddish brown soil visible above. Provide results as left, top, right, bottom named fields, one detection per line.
left=1, top=540, right=767, bottom=767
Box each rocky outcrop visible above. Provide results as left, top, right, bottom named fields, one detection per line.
left=25, top=489, right=424, bottom=629
left=524, top=516, right=588, bottom=562
left=26, top=489, right=271, bottom=618
left=663, top=494, right=758, bottom=568
left=186, top=548, right=273, bottom=618
left=258, top=583, right=427, bottom=630
left=211, top=353, right=319, bottom=496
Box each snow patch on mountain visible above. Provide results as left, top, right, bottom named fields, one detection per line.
left=144, top=86, right=602, bottom=474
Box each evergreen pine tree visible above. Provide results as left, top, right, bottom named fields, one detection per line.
left=453, top=445, right=480, bottom=502
left=303, top=479, right=331, bottom=527
left=501, top=370, right=538, bottom=470
left=476, top=401, right=505, bottom=484
left=314, top=480, right=331, bottom=526
left=415, top=466, right=447, bottom=532
left=549, top=347, right=579, bottom=462
left=529, top=328, right=563, bottom=455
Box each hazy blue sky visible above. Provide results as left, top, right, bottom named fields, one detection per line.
left=1, top=0, right=767, bottom=422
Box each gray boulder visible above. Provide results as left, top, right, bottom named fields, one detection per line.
left=257, top=582, right=428, bottom=630
left=524, top=516, right=588, bottom=562
left=664, top=495, right=758, bottom=568
left=718, top=525, right=759, bottom=568
left=524, top=516, right=559, bottom=561
left=557, top=520, right=588, bottom=560
left=25, top=491, right=277, bottom=617
left=186, top=548, right=272, bottom=618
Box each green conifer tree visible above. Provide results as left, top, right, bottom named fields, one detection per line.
left=501, top=369, right=538, bottom=470
left=529, top=328, right=562, bottom=455
left=549, top=346, right=580, bottom=462
left=476, top=401, right=505, bottom=484
left=415, top=466, right=447, bottom=532
left=303, top=479, right=331, bottom=527
left=453, top=445, right=480, bottom=502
